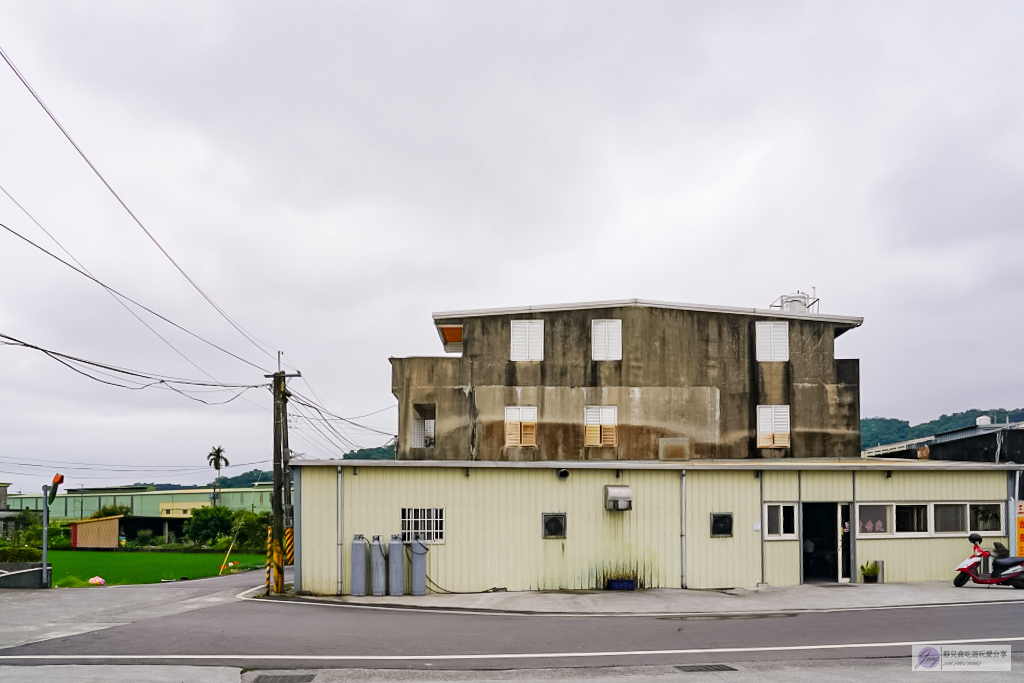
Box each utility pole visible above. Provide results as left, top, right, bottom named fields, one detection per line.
left=266, top=360, right=300, bottom=594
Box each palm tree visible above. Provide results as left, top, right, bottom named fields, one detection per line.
left=207, top=446, right=229, bottom=505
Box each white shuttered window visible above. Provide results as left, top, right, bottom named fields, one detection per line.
left=584, top=406, right=618, bottom=447
left=504, top=406, right=538, bottom=447
left=755, top=321, right=789, bottom=362
left=756, top=405, right=791, bottom=448
left=592, top=320, right=623, bottom=361
left=511, top=320, right=544, bottom=361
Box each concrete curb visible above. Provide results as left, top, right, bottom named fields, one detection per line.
left=244, top=588, right=1024, bottom=618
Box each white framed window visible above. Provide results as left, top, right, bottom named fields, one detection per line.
left=895, top=504, right=928, bottom=534
left=511, top=320, right=544, bottom=361
left=504, top=406, right=538, bottom=447
left=970, top=503, right=1003, bottom=532
left=763, top=503, right=798, bottom=540
left=856, top=502, right=1003, bottom=538
left=592, top=320, right=622, bottom=361
left=584, top=406, right=618, bottom=447
left=755, top=321, right=789, bottom=362
left=401, top=507, right=444, bottom=543
left=756, top=405, right=791, bottom=448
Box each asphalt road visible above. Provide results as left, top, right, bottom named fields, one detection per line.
left=2, top=579, right=1024, bottom=671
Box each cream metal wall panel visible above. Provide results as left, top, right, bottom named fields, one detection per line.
left=855, top=471, right=1007, bottom=502
left=334, top=466, right=680, bottom=594
left=801, top=471, right=853, bottom=502
left=764, top=540, right=800, bottom=586
left=73, top=517, right=119, bottom=548
left=299, top=466, right=339, bottom=596
left=763, top=471, right=799, bottom=501
left=685, top=471, right=762, bottom=589
left=857, top=536, right=1008, bottom=582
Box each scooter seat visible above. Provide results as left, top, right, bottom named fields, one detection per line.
left=992, top=557, right=1024, bottom=576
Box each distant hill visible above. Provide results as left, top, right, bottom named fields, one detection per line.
left=861, top=408, right=1024, bottom=450
left=212, top=468, right=272, bottom=488
left=131, top=482, right=198, bottom=491
left=344, top=444, right=396, bottom=460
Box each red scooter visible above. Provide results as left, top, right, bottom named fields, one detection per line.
left=954, top=533, right=1024, bottom=588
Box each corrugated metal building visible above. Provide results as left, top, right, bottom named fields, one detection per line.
left=70, top=515, right=122, bottom=549
left=8, top=485, right=273, bottom=519
left=292, top=458, right=1019, bottom=594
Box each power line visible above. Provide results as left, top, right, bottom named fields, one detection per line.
left=0, top=219, right=270, bottom=373
left=0, top=453, right=267, bottom=470
left=290, top=391, right=397, bottom=437
left=0, top=185, right=255, bottom=385
left=0, top=43, right=279, bottom=365
left=0, top=333, right=266, bottom=404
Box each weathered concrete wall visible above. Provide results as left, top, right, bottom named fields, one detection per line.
left=392, top=306, right=860, bottom=461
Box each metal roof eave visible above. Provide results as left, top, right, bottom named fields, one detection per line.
left=291, top=458, right=1020, bottom=472
left=432, top=299, right=863, bottom=328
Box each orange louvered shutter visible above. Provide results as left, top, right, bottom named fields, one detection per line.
left=601, top=425, right=617, bottom=447
left=505, top=421, right=521, bottom=447
left=521, top=422, right=537, bottom=447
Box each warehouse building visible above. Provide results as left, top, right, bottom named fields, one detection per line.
left=291, top=458, right=1017, bottom=593
left=7, top=484, right=273, bottom=541
left=292, top=298, right=1020, bottom=593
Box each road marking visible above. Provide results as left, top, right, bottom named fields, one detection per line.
left=234, top=584, right=1024, bottom=619
left=2, top=635, right=1024, bottom=662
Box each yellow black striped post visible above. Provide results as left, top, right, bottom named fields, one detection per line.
left=284, top=527, right=294, bottom=566
left=264, top=526, right=272, bottom=595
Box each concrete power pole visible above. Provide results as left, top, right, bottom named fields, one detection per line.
left=266, top=366, right=299, bottom=594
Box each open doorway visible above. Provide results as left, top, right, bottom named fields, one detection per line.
left=802, top=502, right=852, bottom=583
left=803, top=503, right=838, bottom=582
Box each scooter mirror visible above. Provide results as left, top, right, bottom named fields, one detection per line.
left=968, top=533, right=983, bottom=544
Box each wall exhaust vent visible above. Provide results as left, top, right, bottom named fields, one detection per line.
left=542, top=513, right=566, bottom=539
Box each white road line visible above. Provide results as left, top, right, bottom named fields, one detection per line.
left=233, top=585, right=1024, bottom=619
left=2, top=636, right=1023, bottom=662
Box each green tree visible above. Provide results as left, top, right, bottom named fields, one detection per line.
left=231, top=509, right=273, bottom=551
left=92, top=504, right=132, bottom=519
left=207, top=446, right=229, bottom=505
left=183, top=505, right=234, bottom=545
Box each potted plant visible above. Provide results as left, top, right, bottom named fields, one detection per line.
left=860, top=561, right=879, bottom=583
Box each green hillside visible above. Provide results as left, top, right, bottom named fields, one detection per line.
left=861, top=408, right=1024, bottom=450
left=344, top=444, right=397, bottom=460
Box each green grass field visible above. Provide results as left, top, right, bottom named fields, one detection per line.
left=48, top=550, right=266, bottom=587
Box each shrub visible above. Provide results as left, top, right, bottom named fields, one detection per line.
left=184, top=506, right=234, bottom=545
left=0, top=547, right=43, bottom=562
left=22, top=523, right=69, bottom=550
left=55, top=576, right=90, bottom=588
left=92, top=505, right=132, bottom=519
left=231, top=510, right=272, bottom=551
left=49, top=535, right=72, bottom=550
left=135, top=529, right=155, bottom=546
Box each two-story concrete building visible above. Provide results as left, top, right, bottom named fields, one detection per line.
left=392, top=297, right=861, bottom=462
left=291, top=298, right=1020, bottom=595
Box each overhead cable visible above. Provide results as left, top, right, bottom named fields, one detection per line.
left=0, top=220, right=269, bottom=373
left=0, top=44, right=279, bottom=365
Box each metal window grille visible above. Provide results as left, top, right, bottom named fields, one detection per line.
left=401, top=507, right=444, bottom=543
left=412, top=419, right=425, bottom=448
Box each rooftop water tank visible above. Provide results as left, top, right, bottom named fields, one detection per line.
left=976, top=415, right=992, bottom=426
left=781, top=293, right=811, bottom=313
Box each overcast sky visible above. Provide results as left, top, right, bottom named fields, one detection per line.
left=2, top=2, right=1022, bottom=491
